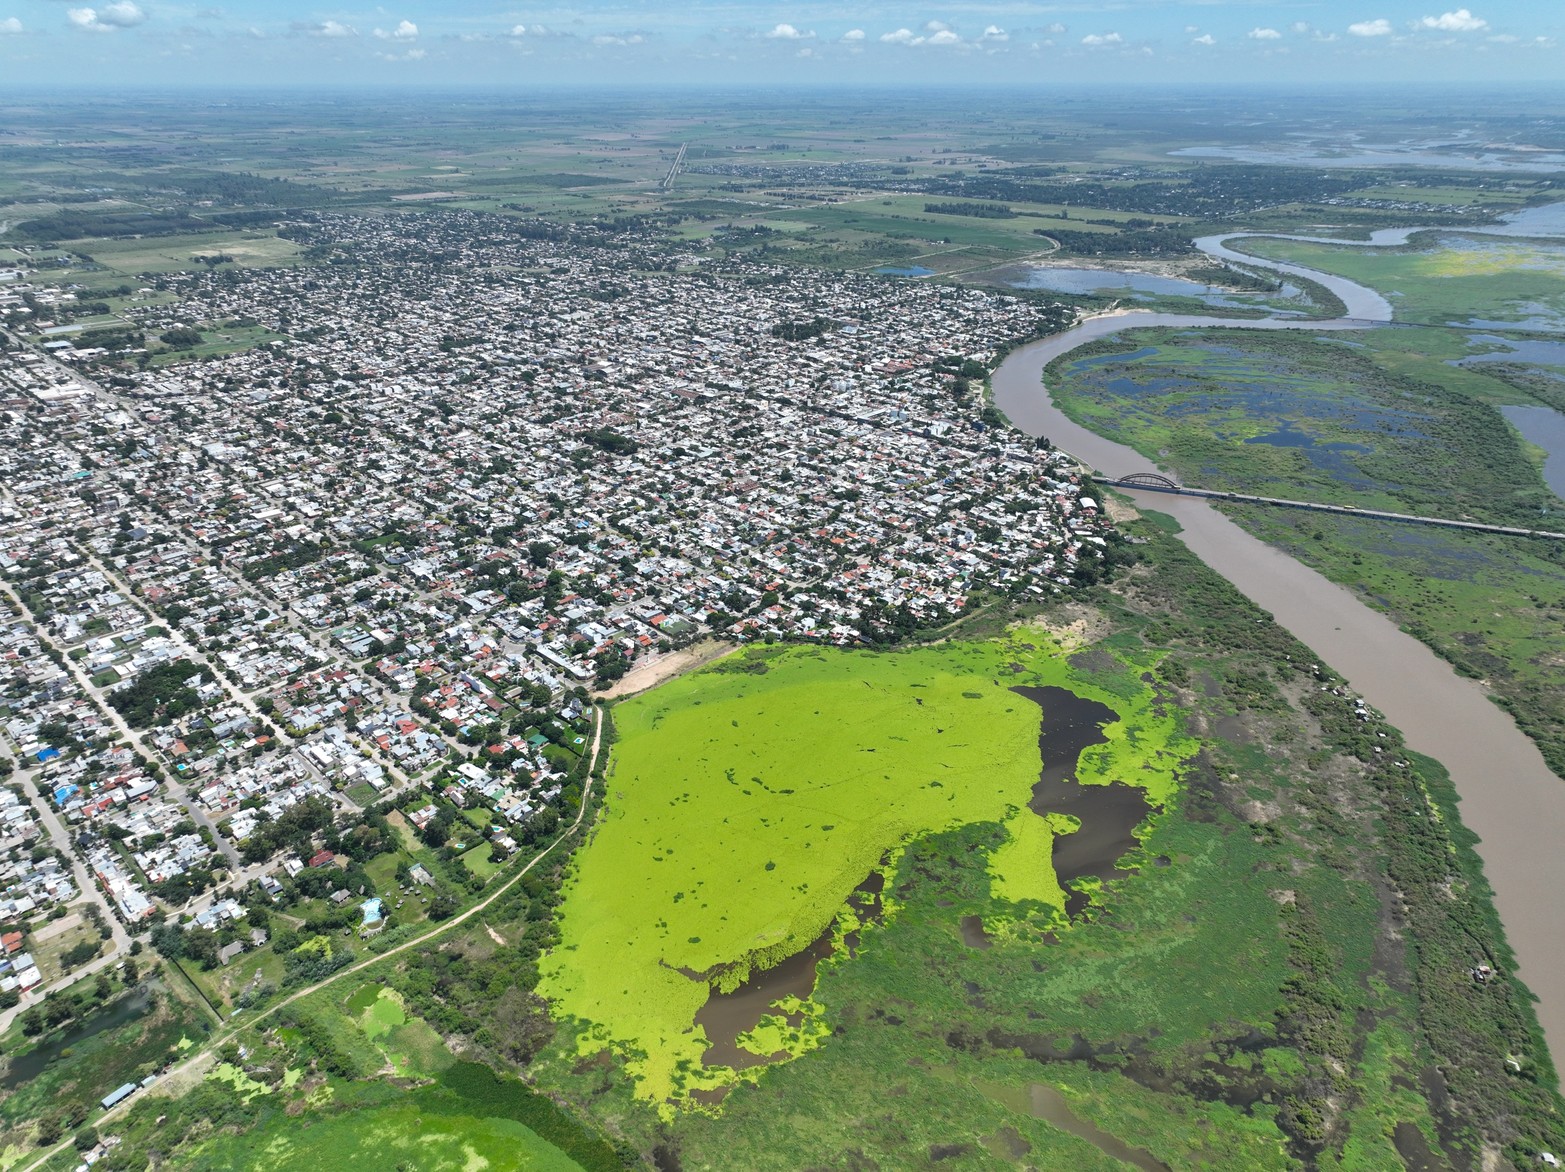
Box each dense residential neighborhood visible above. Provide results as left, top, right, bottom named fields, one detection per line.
left=0, top=208, right=1109, bottom=1027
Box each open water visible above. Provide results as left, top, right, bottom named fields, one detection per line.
left=991, top=209, right=1565, bottom=1077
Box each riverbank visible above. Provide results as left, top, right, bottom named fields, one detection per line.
left=991, top=227, right=1565, bottom=1081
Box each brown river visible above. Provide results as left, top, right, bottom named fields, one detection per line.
left=991, top=230, right=1565, bottom=1075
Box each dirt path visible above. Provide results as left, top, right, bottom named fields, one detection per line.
left=594, top=638, right=737, bottom=700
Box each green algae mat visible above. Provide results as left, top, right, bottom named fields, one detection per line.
left=539, top=631, right=1190, bottom=1108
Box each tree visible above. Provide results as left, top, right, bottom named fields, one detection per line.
left=427, top=890, right=460, bottom=921
left=61, top=940, right=101, bottom=970
left=185, top=931, right=220, bottom=970
left=150, top=922, right=185, bottom=960
left=159, top=326, right=204, bottom=349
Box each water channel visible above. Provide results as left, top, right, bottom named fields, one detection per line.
left=990, top=215, right=1565, bottom=1076
left=0, top=985, right=151, bottom=1089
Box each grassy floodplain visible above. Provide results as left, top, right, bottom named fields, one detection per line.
left=1043, top=243, right=1565, bottom=779
left=1237, top=232, right=1565, bottom=330
left=540, top=634, right=1189, bottom=1108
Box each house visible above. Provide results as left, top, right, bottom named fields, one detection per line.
left=217, top=940, right=246, bottom=966
left=308, top=849, right=335, bottom=868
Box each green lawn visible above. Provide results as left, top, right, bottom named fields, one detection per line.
left=462, top=843, right=502, bottom=880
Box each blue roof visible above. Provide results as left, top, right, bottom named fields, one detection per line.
left=36, top=747, right=61, bottom=762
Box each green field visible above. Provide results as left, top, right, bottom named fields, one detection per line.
left=541, top=634, right=1189, bottom=1108
left=188, top=1099, right=582, bottom=1171
left=1237, top=233, right=1565, bottom=330
left=78, top=231, right=305, bottom=275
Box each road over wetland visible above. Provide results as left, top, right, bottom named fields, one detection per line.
left=992, top=217, right=1565, bottom=1078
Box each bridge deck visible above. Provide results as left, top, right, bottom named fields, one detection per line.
left=1097, top=477, right=1565, bottom=541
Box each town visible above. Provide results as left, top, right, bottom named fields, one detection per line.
left=0, top=208, right=1109, bottom=1025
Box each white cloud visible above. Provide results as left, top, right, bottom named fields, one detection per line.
left=766, top=23, right=811, bottom=39
left=1191, top=33, right=1215, bottom=44
left=99, top=2, right=143, bottom=27
left=1081, top=31, right=1122, bottom=45
left=293, top=19, right=357, bottom=38
left=376, top=47, right=425, bottom=61
left=1486, top=32, right=1517, bottom=42
left=796, top=46, right=813, bottom=56
left=1249, top=27, right=1282, bottom=39
left=1291, top=21, right=1312, bottom=33
left=1184, top=24, right=1198, bottom=34
left=1348, top=18, right=1392, bottom=36
left=925, top=20, right=949, bottom=32
left=1419, top=8, right=1486, bottom=31
left=980, top=25, right=1007, bottom=42
left=591, top=33, right=643, bottom=45
left=841, top=28, right=864, bottom=41
left=374, top=19, right=418, bottom=41
left=1045, top=22, right=1065, bottom=35
left=879, top=24, right=963, bottom=47
left=69, top=2, right=144, bottom=31
left=0, top=16, right=21, bottom=34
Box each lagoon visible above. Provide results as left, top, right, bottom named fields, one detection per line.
left=1501, top=404, right=1565, bottom=503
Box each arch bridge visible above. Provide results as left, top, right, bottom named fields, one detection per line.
left=1113, top=471, right=1181, bottom=491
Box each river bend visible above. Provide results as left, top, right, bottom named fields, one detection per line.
left=991, top=223, right=1565, bottom=1072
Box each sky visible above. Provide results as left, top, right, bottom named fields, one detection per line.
left=0, top=0, right=1559, bottom=86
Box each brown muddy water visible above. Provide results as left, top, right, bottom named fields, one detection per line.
left=695, top=870, right=885, bottom=1070
left=975, top=1078, right=1171, bottom=1172
left=1016, top=684, right=1158, bottom=920
left=695, top=926, right=833, bottom=1071
left=991, top=262, right=1565, bottom=1078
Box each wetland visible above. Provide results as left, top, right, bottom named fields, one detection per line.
left=990, top=215, right=1565, bottom=1082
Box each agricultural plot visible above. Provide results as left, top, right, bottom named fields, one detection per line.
left=79, top=232, right=306, bottom=275
left=540, top=633, right=1190, bottom=1109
